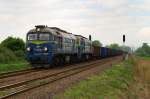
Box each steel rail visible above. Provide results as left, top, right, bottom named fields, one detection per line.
left=0, top=68, right=38, bottom=79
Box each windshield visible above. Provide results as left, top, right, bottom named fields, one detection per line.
left=27, top=33, right=50, bottom=41
left=39, top=34, right=50, bottom=40
left=28, top=34, right=38, bottom=40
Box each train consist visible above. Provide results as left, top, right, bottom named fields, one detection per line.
left=26, top=25, right=123, bottom=68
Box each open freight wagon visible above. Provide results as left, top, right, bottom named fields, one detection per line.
left=93, top=46, right=123, bottom=58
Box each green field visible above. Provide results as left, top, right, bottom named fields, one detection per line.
left=55, top=60, right=134, bottom=99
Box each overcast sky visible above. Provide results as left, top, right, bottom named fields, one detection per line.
left=0, top=0, right=150, bottom=48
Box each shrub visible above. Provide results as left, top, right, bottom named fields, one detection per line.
left=1, top=36, right=25, bottom=51
left=0, top=47, right=17, bottom=63
left=14, top=50, right=25, bottom=58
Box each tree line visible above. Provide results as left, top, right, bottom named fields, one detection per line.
left=136, top=43, right=150, bottom=56
left=92, top=40, right=131, bottom=52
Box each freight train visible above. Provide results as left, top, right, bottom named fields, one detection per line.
left=26, top=25, right=123, bottom=68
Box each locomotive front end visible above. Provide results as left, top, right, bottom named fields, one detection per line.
left=26, top=25, right=55, bottom=66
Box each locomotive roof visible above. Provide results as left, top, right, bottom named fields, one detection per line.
left=28, top=25, right=77, bottom=40
left=28, top=27, right=54, bottom=34
left=50, top=27, right=69, bottom=34
left=28, top=25, right=91, bottom=41
left=75, top=35, right=88, bottom=39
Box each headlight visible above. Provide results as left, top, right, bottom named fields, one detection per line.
left=44, top=47, right=48, bottom=51
left=26, top=47, right=31, bottom=51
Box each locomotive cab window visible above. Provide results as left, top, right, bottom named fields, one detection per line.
left=28, top=34, right=38, bottom=41
left=27, top=33, right=52, bottom=41
left=39, top=34, right=50, bottom=41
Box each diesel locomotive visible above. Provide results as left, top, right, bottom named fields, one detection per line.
left=26, top=25, right=123, bottom=68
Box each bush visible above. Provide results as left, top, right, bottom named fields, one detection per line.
left=0, top=47, right=17, bottom=63
left=0, top=36, right=26, bottom=62
left=1, top=36, right=25, bottom=51
left=14, top=50, right=25, bottom=58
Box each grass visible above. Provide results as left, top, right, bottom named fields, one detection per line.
left=136, top=56, right=150, bottom=60
left=0, top=46, right=31, bottom=73
left=126, top=56, right=150, bottom=99
left=0, top=60, right=31, bottom=73
left=55, top=60, right=134, bottom=99
left=134, top=57, right=150, bottom=82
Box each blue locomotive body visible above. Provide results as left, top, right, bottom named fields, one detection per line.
left=26, top=31, right=56, bottom=66
left=26, top=25, right=92, bottom=68
left=26, top=42, right=54, bottom=64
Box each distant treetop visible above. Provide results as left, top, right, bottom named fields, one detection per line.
left=92, top=40, right=102, bottom=47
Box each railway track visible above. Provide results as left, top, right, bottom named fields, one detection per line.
left=0, top=62, right=93, bottom=85
left=0, top=57, right=118, bottom=99
left=0, top=61, right=93, bottom=80
left=0, top=68, right=38, bottom=79
left=0, top=61, right=95, bottom=86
